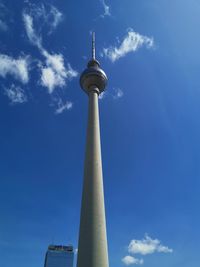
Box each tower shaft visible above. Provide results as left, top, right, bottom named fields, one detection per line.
left=77, top=88, right=109, bottom=267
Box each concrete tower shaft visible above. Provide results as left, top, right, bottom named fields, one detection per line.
left=77, top=34, right=109, bottom=267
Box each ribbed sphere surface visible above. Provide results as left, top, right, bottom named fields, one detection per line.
left=80, top=60, right=107, bottom=94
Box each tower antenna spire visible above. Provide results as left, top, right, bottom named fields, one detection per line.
left=92, top=32, right=95, bottom=60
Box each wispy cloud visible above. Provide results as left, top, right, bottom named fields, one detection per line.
left=48, top=5, right=63, bottom=32
left=40, top=55, right=78, bottom=94
left=51, top=97, right=73, bottom=114
left=23, top=13, right=42, bottom=49
left=99, top=91, right=106, bottom=100
left=100, top=0, right=111, bottom=18
left=41, top=66, right=64, bottom=94
left=128, top=234, right=173, bottom=255
left=0, top=3, right=8, bottom=31
left=103, top=29, right=154, bottom=62
left=23, top=10, right=78, bottom=93
left=0, top=54, right=30, bottom=83
left=24, top=3, right=63, bottom=34
left=4, top=84, right=27, bottom=104
left=54, top=98, right=73, bottom=114
left=122, top=256, right=143, bottom=266
left=113, top=88, right=123, bottom=99
left=0, top=2, right=75, bottom=112
left=99, top=88, right=123, bottom=100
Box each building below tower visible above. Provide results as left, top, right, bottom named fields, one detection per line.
left=44, top=245, right=74, bottom=267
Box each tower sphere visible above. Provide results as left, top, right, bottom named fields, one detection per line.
left=80, top=59, right=108, bottom=95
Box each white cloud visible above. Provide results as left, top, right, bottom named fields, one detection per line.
left=23, top=13, right=42, bottom=49
left=40, top=53, right=78, bottom=93
left=54, top=98, right=73, bottom=114
left=49, top=5, right=63, bottom=32
left=4, top=84, right=27, bottom=104
left=0, top=54, right=29, bottom=83
left=23, top=3, right=63, bottom=35
left=99, top=89, right=123, bottom=100
left=23, top=10, right=78, bottom=93
left=122, top=256, right=143, bottom=266
left=99, top=91, right=106, bottom=100
left=103, top=29, right=154, bottom=62
left=41, top=67, right=62, bottom=94
left=44, top=53, right=77, bottom=80
left=100, top=0, right=111, bottom=17
left=128, top=234, right=173, bottom=255
left=113, top=88, right=123, bottom=99
left=0, top=3, right=8, bottom=31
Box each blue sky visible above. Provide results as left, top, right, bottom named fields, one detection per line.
left=0, top=0, right=200, bottom=266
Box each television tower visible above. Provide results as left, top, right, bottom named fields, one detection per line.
left=77, top=33, right=109, bottom=267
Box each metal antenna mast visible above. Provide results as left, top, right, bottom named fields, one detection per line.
left=92, top=32, right=95, bottom=60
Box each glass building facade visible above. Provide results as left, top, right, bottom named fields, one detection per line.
left=44, top=245, right=74, bottom=267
